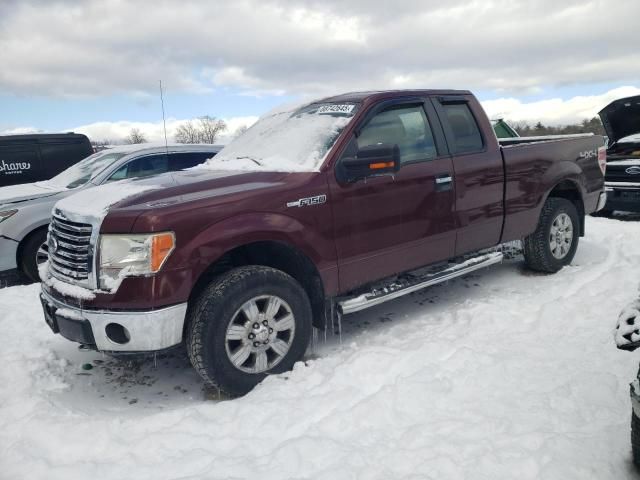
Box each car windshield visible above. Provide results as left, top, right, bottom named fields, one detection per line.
left=199, top=102, right=359, bottom=172
left=46, top=151, right=126, bottom=189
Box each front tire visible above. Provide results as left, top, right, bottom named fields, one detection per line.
left=19, top=228, right=49, bottom=283
left=186, top=266, right=312, bottom=396
left=523, top=197, right=579, bottom=273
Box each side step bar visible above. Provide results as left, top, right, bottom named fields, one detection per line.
left=338, top=251, right=503, bottom=315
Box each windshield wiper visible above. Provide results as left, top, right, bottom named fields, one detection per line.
left=236, top=156, right=263, bottom=166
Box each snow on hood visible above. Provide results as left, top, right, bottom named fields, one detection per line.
left=53, top=180, right=160, bottom=224
left=196, top=101, right=356, bottom=173
left=0, top=181, right=61, bottom=207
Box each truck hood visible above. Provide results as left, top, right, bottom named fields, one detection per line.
left=57, top=169, right=299, bottom=230
left=599, top=95, right=640, bottom=144
left=116, top=169, right=291, bottom=209
left=0, top=182, right=62, bottom=208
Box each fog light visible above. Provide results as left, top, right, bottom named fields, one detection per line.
left=105, top=323, right=131, bottom=344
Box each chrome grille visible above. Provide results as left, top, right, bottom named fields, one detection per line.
left=48, top=215, right=93, bottom=283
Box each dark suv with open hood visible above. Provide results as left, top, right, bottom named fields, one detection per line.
left=599, top=95, right=640, bottom=213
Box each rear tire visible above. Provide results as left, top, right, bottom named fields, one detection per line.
left=186, top=266, right=312, bottom=397
left=19, top=228, right=48, bottom=283
left=523, top=197, right=579, bottom=273
left=632, top=412, right=640, bottom=468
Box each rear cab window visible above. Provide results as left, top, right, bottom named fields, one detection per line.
left=439, top=101, right=484, bottom=154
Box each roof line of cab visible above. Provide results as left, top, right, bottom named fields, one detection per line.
left=317, top=89, right=473, bottom=104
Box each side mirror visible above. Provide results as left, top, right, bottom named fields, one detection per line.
left=340, top=144, right=401, bottom=183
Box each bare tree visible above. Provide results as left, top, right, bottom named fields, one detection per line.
left=197, top=116, right=227, bottom=144
left=174, top=120, right=200, bottom=144
left=126, top=128, right=147, bottom=144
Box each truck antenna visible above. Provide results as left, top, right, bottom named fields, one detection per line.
left=159, top=80, right=169, bottom=155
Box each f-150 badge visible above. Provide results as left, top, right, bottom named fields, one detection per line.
left=287, top=195, right=327, bottom=208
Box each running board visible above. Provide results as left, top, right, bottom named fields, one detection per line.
left=338, top=251, right=503, bottom=315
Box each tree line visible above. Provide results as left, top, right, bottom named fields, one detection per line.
left=117, top=116, right=232, bottom=145
left=511, top=117, right=605, bottom=137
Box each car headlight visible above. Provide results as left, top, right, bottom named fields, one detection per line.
left=98, top=232, right=175, bottom=290
left=0, top=209, right=18, bottom=224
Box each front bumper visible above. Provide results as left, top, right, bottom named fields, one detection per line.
left=604, top=182, right=640, bottom=213
left=40, top=288, right=187, bottom=353
left=0, top=235, right=18, bottom=271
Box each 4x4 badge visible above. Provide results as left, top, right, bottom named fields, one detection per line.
left=286, top=194, right=327, bottom=208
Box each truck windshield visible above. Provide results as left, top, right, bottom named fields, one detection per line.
left=202, top=102, right=359, bottom=172
left=45, top=151, right=126, bottom=189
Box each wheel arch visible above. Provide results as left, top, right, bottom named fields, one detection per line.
left=545, top=179, right=585, bottom=236
left=187, top=240, right=328, bottom=330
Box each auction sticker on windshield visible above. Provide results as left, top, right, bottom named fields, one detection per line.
left=316, top=104, right=355, bottom=115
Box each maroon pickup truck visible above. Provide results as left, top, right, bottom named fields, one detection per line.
left=40, top=90, right=607, bottom=395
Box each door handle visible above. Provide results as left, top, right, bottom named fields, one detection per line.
left=435, top=173, right=453, bottom=191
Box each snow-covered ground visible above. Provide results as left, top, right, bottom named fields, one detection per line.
left=1, top=215, right=640, bottom=480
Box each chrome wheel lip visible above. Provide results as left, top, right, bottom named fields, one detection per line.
left=549, top=212, right=573, bottom=260
left=224, top=294, right=295, bottom=374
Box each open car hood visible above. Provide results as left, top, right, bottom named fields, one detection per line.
left=599, top=95, right=640, bottom=145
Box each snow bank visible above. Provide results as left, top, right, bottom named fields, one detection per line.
left=197, top=102, right=354, bottom=173
left=2, top=216, right=640, bottom=479
left=53, top=180, right=159, bottom=224
left=615, top=298, right=640, bottom=347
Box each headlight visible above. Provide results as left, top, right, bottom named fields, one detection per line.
left=98, top=232, right=175, bottom=290
left=0, top=209, right=18, bottom=224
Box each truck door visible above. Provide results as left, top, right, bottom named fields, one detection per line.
left=329, top=99, right=457, bottom=292
left=432, top=96, right=504, bottom=256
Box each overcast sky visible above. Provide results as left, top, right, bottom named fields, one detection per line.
left=1, top=0, right=639, bottom=142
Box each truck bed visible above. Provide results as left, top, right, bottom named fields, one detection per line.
left=499, top=134, right=605, bottom=242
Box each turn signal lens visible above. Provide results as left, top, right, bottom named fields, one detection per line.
left=369, top=161, right=395, bottom=170
left=151, top=232, right=175, bottom=272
